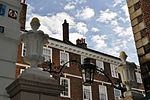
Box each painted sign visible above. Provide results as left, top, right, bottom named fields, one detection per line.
left=8, top=9, right=18, bottom=19
left=0, top=4, right=6, bottom=16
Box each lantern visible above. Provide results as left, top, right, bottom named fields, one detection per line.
left=81, top=58, right=96, bottom=86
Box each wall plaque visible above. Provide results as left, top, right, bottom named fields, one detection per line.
left=8, top=9, right=18, bottom=19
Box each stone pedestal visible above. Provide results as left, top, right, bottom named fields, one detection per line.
left=6, top=68, right=64, bottom=100
left=120, top=91, right=144, bottom=100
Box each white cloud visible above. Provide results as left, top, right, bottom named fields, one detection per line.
left=97, top=9, right=117, bottom=23
left=121, top=4, right=130, bottom=21
left=76, top=6, right=95, bottom=20
left=76, top=0, right=87, bottom=4
left=69, top=32, right=85, bottom=44
left=91, top=35, right=107, bottom=49
left=64, top=2, right=76, bottom=10
left=26, top=11, right=76, bottom=40
left=113, top=0, right=124, bottom=6
left=76, top=22, right=88, bottom=34
left=91, top=27, right=100, bottom=32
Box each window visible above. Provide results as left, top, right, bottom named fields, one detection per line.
left=135, top=72, right=142, bottom=83
left=60, top=77, right=70, bottom=97
left=144, top=43, right=150, bottom=54
left=99, top=85, right=108, bottom=100
left=96, top=60, right=104, bottom=74
left=140, top=28, right=147, bottom=38
left=134, top=1, right=141, bottom=11
left=60, top=51, right=69, bottom=67
left=21, top=42, right=26, bottom=57
left=114, top=88, right=121, bottom=100
left=0, top=4, right=6, bottom=16
left=43, top=47, right=52, bottom=61
left=81, top=56, right=87, bottom=64
left=20, top=68, right=25, bottom=74
left=0, top=26, right=4, bottom=33
left=110, top=64, right=118, bottom=78
left=137, top=15, right=143, bottom=23
left=83, top=85, right=92, bottom=100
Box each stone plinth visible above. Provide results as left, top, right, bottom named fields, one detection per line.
left=6, top=68, right=64, bottom=100
left=119, top=91, right=144, bottom=100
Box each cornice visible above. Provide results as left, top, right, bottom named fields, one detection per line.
left=48, top=39, right=121, bottom=65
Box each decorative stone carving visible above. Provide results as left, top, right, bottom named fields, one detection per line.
left=21, top=17, right=49, bottom=67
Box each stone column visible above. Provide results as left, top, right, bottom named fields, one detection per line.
left=6, top=17, right=64, bottom=100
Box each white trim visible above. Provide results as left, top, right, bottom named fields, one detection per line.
left=16, top=63, right=30, bottom=68
left=94, top=79, right=111, bottom=85
left=132, top=88, right=145, bottom=92
left=60, top=77, right=71, bottom=98
left=63, top=73, right=111, bottom=85
left=64, top=73, right=82, bottom=79
left=21, top=42, right=26, bottom=57
left=48, top=39, right=121, bottom=65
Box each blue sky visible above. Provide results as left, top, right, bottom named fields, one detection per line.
left=25, top=0, right=139, bottom=65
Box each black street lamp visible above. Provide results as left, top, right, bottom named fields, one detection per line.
left=40, top=57, right=125, bottom=93
left=81, top=58, right=96, bottom=86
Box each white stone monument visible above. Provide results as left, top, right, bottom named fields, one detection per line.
left=6, top=17, right=64, bottom=100
left=116, top=51, right=144, bottom=100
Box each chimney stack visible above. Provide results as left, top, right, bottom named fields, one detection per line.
left=76, top=38, right=87, bottom=48
left=62, top=20, right=69, bottom=42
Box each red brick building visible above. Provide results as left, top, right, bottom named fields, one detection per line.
left=16, top=1, right=144, bottom=100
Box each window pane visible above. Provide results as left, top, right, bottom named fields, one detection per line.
left=99, top=85, right=107, bottom=100
left=135, top=72, right=142, bottom=83
left=60, top=51, right=69, bottom=66
left=43, top=47, right=52, bottom=61
left=83, top=85, right=92, bottom=100
left=60, top=77, right=70, bottom=97
left=110, top=64, right=118, bottom=78
left=96, top=60, right=104, bottom=74
left=114, top=88, right=121, bottom=100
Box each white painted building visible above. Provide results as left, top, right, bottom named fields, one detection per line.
left=0, top=0, right=21, bottom=100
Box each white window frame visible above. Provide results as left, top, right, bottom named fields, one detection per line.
left=110, top=64, right=118, bottom=78
left=83, top=85, right=92, bottom=100
left=99, top=85, right=108, bottom=100
left=81, top=56, right=87, bottom=64
left=42, top=47, right=52, bottom=61
left=135, top=72, right=142, bottom=83
left=60, top=51, right=69, bottom=67
left=20, top=68, right=25, bottom=74
left=60, top=77, right=70, bottom=98
left=96, top=60, right=104, bottom=74
left=114, top=88, right=121, bottom=100
left=21, top=42, right=26, bottom=57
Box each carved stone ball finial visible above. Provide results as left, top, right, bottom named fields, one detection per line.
left=119, top=51, right=128, bottom=62
left=30, top=17, right=40, bottom=31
